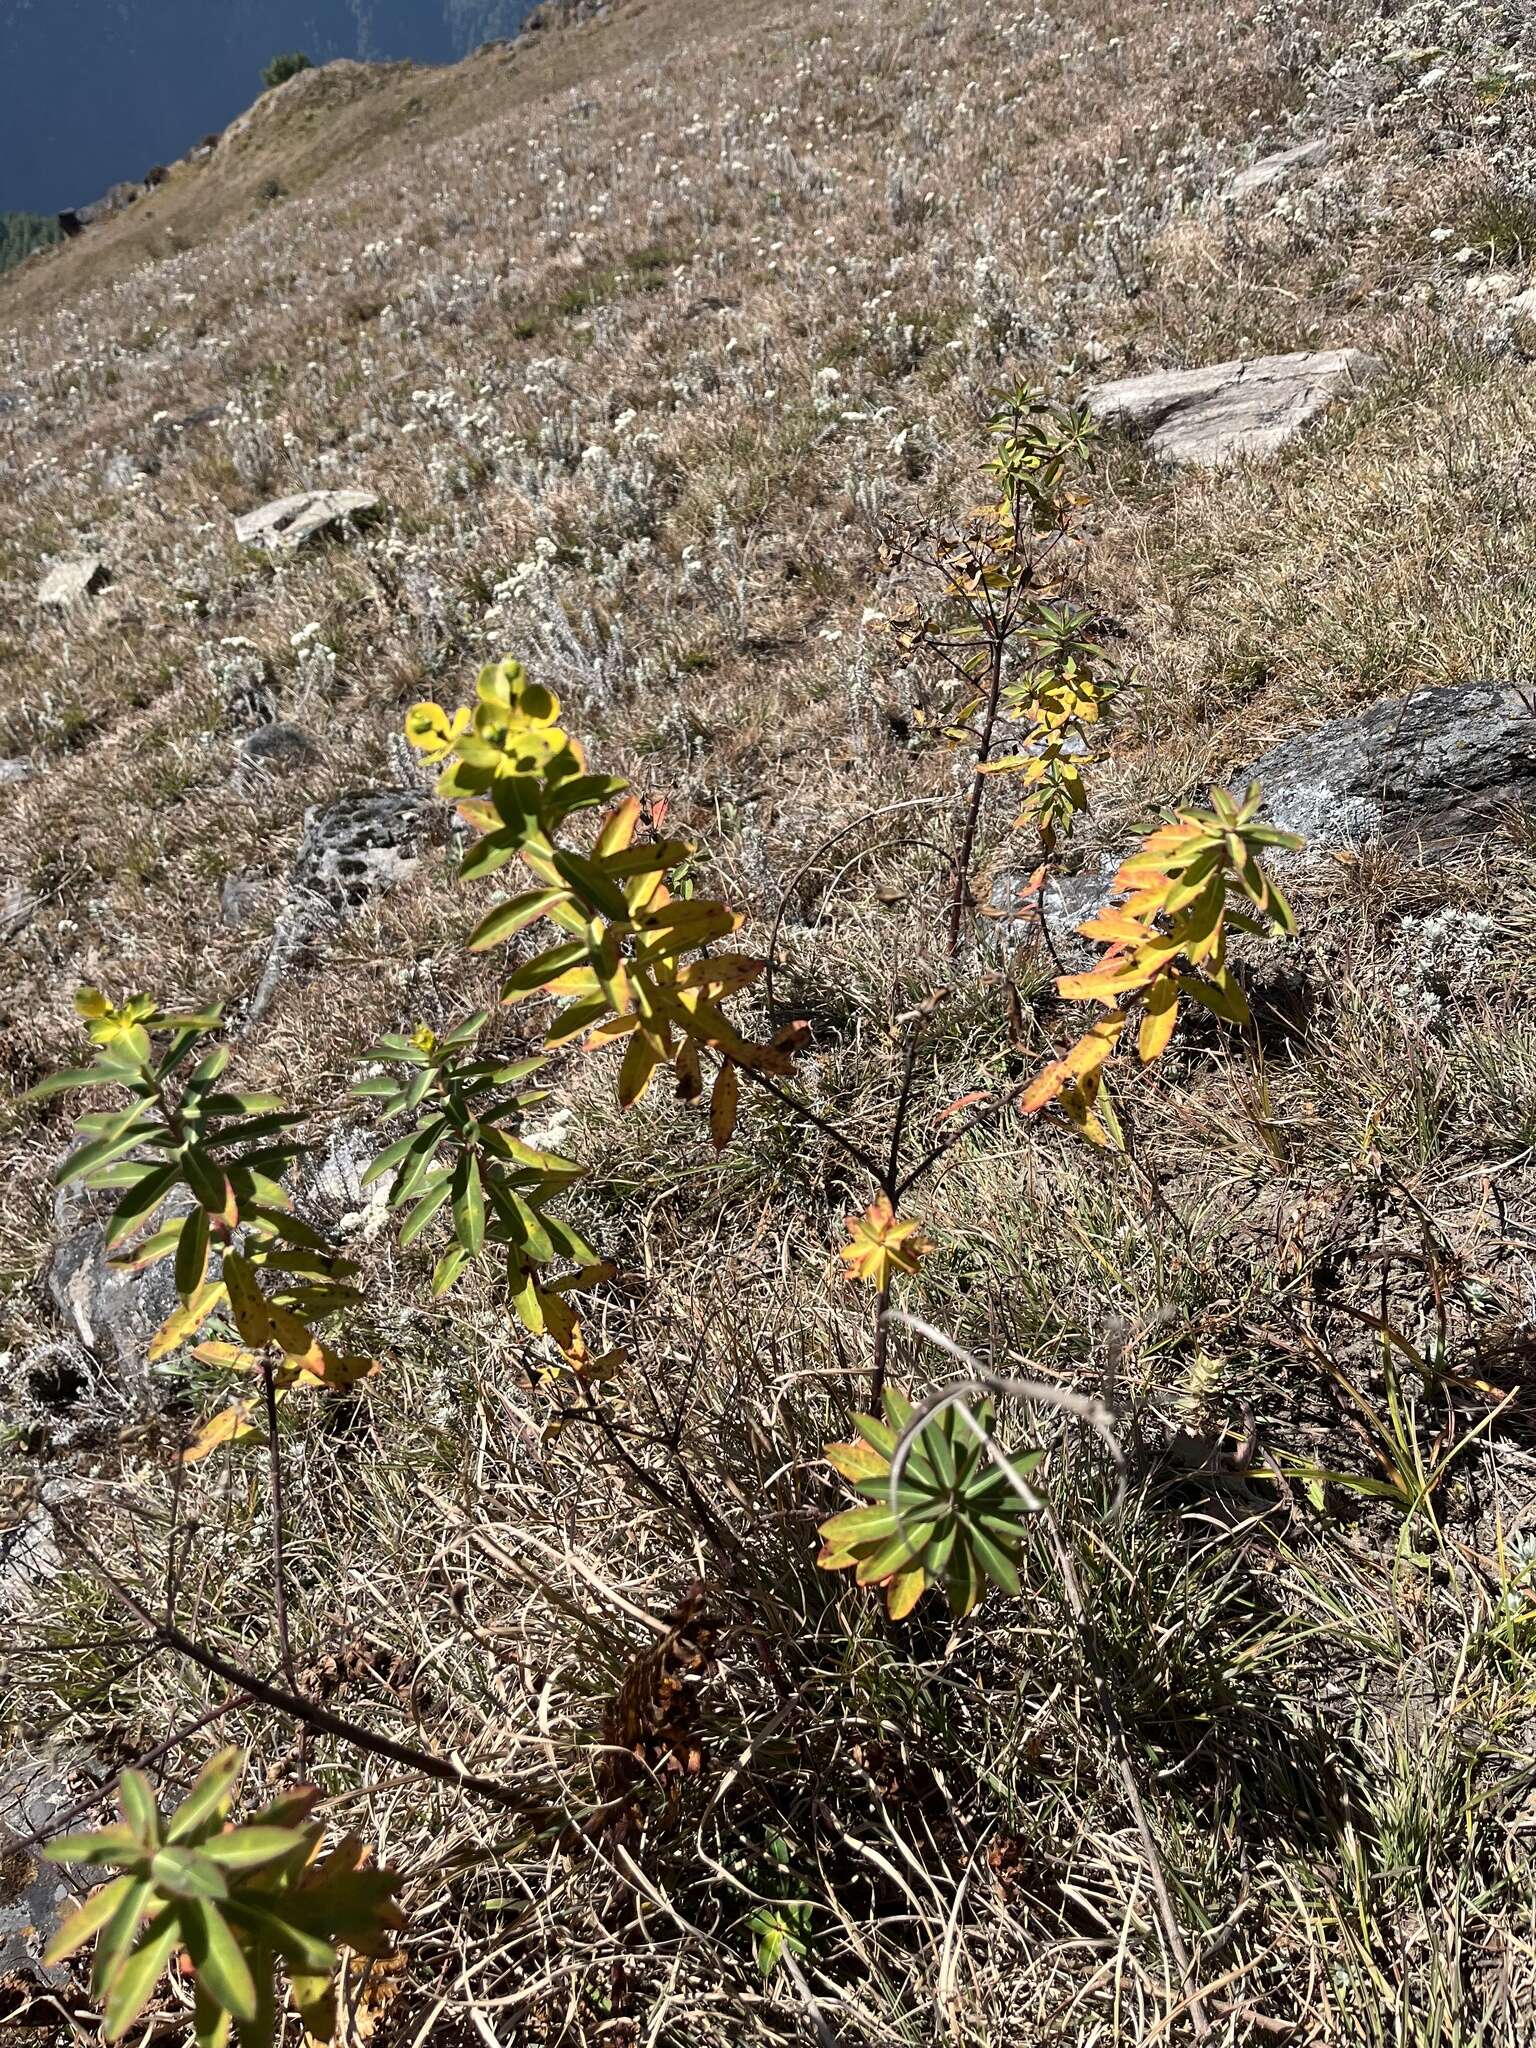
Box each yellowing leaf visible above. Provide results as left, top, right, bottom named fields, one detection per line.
left=191, top=1341, right=265, bottom=1373
left=182, top=1401, right=261, bottom=1464
left=674, top=1038, right=704, bottom=1102
left=709, top=1060, right=739, bottom=1150
left=1137, top=975, right=1179, bottom=1063
left=1019, top=1010, right=1126, bottom=1114
left=302, top=1347, right=380, bottom=1389
left=149, top=1281, right=228, bottom=1362
left=404, top=702, right=469, bottom=762
left=825, top=1436, right=889, bottom=1483
left=269, top=1307, right=323, bottom=1371
left=594, top=795, right=642, bottom=858
left=618, top=1028, right=668, bottom=1108
left=839, top=1196, right=934, bottom=1290
left=222, top=1253, right=272, bottom=1348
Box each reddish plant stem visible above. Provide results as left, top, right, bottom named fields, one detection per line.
left=946, top=629, right=1007, bottom=959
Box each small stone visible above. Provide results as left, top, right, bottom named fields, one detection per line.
left=219, top=873, right=264, bottom=928
left=1463, top=271, right=1523, bottom=304
left=236, top=721, right=320, bottom=778
left=1085, top=349, right=1384, bottom=468
left=1225, top=136, right=1332, bottom=201
left=36, top=556, right=110, bottom=608
left=0, top=886, right=37, bottom=939
left=234, top=488, right=379, bottom=552
left=0, top=1747, right=111, bottom=1989
left=0, top=758, right=32, bottom=787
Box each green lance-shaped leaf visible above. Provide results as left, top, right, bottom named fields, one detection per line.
left=102, top=1904, right=182, bottom=2040
left=182, top=1898, right=258, bottom=2023
left=105, top=1162, right=184, bottom=1252
left=166, top=1749, right=245, bottom=1842
left=452, top=1151, right=486, bottom=1256
left=175, top=1207, right=211, bottom=1301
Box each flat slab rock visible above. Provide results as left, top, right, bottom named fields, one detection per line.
left=1242, top=680, right=1536, bottom=853
left=990, top=862, right=1115, bottom=967
left=1226, top=136, right=1331, bottom=201
left=1085, top=349, right=1383, bottom=467
left=234, top=489, right=379, bottom=551
left=36, top=555, right=109, bottom=607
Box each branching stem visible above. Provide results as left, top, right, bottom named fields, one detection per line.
left=71, top=1543, right=543, bottom=1818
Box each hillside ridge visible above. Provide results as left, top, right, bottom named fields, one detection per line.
left=5, top=0, right=1536, bottom=2040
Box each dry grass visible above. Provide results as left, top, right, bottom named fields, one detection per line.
left=5, top=0, right=1536, bottom=2041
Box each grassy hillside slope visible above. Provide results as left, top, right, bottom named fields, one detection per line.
left=4, top=0, right=1536, bottom=2041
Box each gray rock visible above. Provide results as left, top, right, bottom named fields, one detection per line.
left=234, top=488, right=379, bottom=552
left=4, top=1339, right=126, bottom=1450
left=1241, top=681, right=1536, bottom=853
left=288, top=788, right=434, bottom=912
left=46, top=1221, right=180, bottom=1378
left=0, top=886, right=37, bottom=940
left=0, top=758, right=32, bottom=788
left=1, top=1749, right=109, bottom=1990
left=301, top=1126, right=394, bottom=1241
left=992, top=860, right=1116, bottom=969
left=236, top=721, right=320, bottom=779
left=1085, top=349, right=1384, bottom=467
left=0, top=1503, right=58, bottom=1621
left=1226, top=137, right=1332, bottom=201
left=104, top=451, right=150, bottom=488
left=241, top=790, right=437, bottom=1034
left=219, top=873, right=265, bottom=928
left=36, top=556, right=110, bottom=608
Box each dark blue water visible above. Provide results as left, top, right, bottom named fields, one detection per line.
left=0, top=0, right=535, bottom=215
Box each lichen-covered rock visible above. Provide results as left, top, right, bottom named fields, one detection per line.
left=1241, top=681, right=1536, bottom=852
left=45, top=1220, right=181, bottom=1380
left=288, top=788, right=434, bottom=912
left=1085, top=350, right=1383, bottom=467
left=241, top=789, right=440, bottom=1032
left=233, top=489, right=379, bottom=551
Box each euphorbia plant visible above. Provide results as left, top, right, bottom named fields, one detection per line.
left=1023, top=785, right=1301, bottom=1145
left=43, top=1748, right=402, bottom=2046
left=818, top=1387, right=1043, bottom=1617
